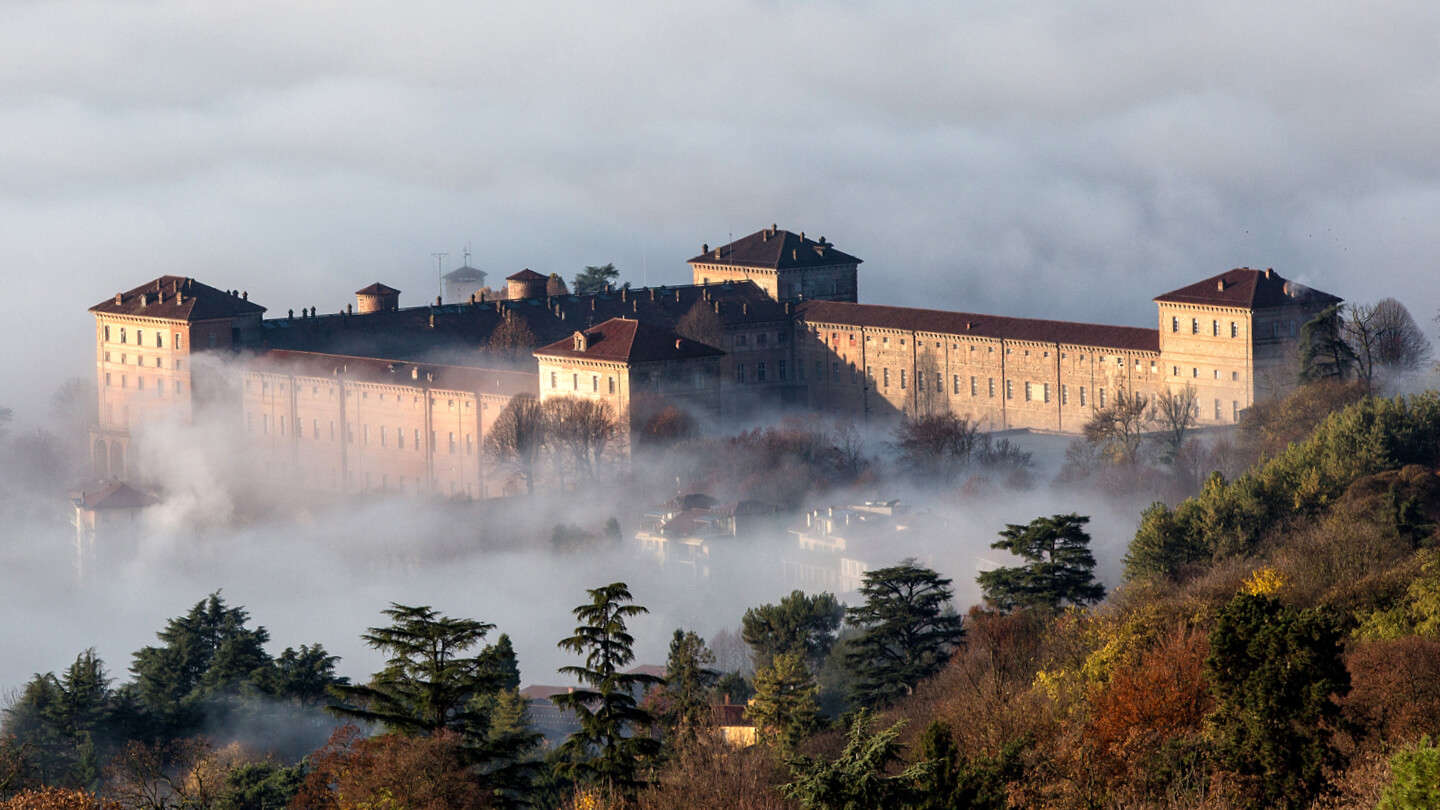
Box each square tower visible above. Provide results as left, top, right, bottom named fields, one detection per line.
left=688, top=226, right=862, bottom=303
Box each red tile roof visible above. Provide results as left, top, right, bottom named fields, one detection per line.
left=1154, top=268, right=1341, bottom=309
left=90, top=276, right=266, bottom=321
left=688, top=227, right=862, bottom=270
left=356, top=282, right=400, bottom=296
left=507, top=268, right=548, bottom=282
left=798, top=301, right=1160, bottom=353
left=534, top=318, right=725, bottom=364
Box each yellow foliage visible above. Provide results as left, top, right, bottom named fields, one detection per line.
left=1242, top=566, right=1287, bottom=597
left=1031, top=667, right=1076, bottom=702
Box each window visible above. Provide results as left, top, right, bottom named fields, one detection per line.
left=899, top=369, right=906, bottom=389
left=1214, top=399, right=1222, bottom=420
left=105, top=372, right=111, bottom=386
left=832, top=361, right=840, bottom=379
left=208, top=334, right=216, bottom=348
left=1099, top=387, right=1106, bottom=408
left=1043, top=383, right=1051, bottom=403
left=380, top=426, right=386, bottom=447
left=448, top=432, right=456, bottom=454
left=988, top=378, right=995, bottom=398
left=120, top=328, right=126, bottom=344
left=936, top=373, right=943, bottom=393
left=550, top=372, right=557, bottom=389
left=330, top=421, right=335, bottom=440
left=757, top=333, right=768, bottom=346
left=363, top=425, right=369, bottom=445
left=137, top=377, right=144, bottom=391
left=971, top=377, right=977, bottom=397
left=608, top=377, right=616, bottom=394
left=736, top=364, right=745, bottom=384
left=1171, top=317, right=1179, bottom=333
left=1024, top=382, right=1031, bottom=402
left=1213, top=369, right=1220, bottom=379
left=736, top=334, right=747, bottom=347
left=138, top=330, right=145, bottom=346
left=953, top=375, right=960, bottom=395
left=1192, top=367, right=1198, bottom=378
left=1231, top=322, right=1238, bottom=338
left=1005, top=380, right=1013, bottom=399
left=466, top=434, right=473, bottom=455
left=779, top=359, right=787, bottom=380
left=414, top=429, right=420, bottom=449
left=279, top=416, right=285, bottom=436
left=1232, top=371, right=1239, bottom=381
left=1191, top=318, right=1199, bottom=334
left=572, top=373, right=578, bottom=390
left=592, top=375, right=598, bottom=392
left=757, top=361, right=767, bottom=382
left=1061, top=384, right=1068, bottom=405
left=156, top=332, right=163, bottom=348
left=175, top=333, right=183, bottom=350
left=104, top=325, right=110, bottom=341
left=1079, top=386, right=1087, bottom=406
left=397, top=427, right=404, bottom=448
left=263, top=414, right=269, bottom=434
left=883, top=368, right=890, bottom=388
left=1233, top=401, right=1240, bottom=421
left=1173, top=365, right=1179, bottom=376
left=1212, top=320, right=1219, bottom=336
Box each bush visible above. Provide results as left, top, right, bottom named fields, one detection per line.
left=1378, top=737, right=1440, bottom=810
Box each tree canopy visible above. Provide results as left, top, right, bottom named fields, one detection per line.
left=846, top=562, right=966, bottom=707
left=978, top=513, right=1106, bottom=613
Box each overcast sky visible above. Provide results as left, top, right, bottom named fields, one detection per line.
left=4, top=0, right=1439, bottom=418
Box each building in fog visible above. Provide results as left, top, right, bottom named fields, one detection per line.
left=86, top=225, right=1341, bottom=498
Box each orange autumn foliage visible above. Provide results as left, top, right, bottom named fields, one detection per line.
left=1086, top=627, right=1211, bottom=769
left=0, top=788, right=118, bottom=810
left=291, top=725, right=492, bottom=810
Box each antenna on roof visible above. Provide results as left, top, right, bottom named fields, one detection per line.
left=431, top=252, right=448, bottom=303
left=463, top=243, right=471, bottom=267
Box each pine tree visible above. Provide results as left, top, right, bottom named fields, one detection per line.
left=978, top=513, right=1106, bottom=613
left=659, top=630, right=717, bottom=738
left=846, top=561, right=966, bottom=707
left=554, top=582, right=662, bottom=797
left=741, top=591, right=844, bottom=672
left=781, top=709, right=929, bottom=808
left=1299, top=304, right=1359, bottom=382
left=746, top=653, right=819, bottom=749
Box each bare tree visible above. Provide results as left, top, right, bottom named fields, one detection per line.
left=484, top=313, right=539, bottom=365
left=485, top=394, right=547, bottom=494
left=543, top=396, right=619, bottom=479
left=1083, top=387, right=1150, bottom=465
left=1150, top=384, right=1199, bottom=462
left=911, top=350, right=944, bottom=418
left=674, top=300, right=725, bottom=349
left=893, top=413, right=981, bottom=482
left=830, top=420, right=868, bottom=479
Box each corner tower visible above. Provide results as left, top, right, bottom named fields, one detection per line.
left=688, top=226, right=862, bottom=303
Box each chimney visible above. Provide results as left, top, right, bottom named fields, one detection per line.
left=674, top=339, right=683, bottom=350
left=347, top=303, right=353, bottom=314
left=1264, top=268, right=1273, bottom=279
left=1217, top=280, right=1226, bottom=291
left=800, top=231, right=805, bottom=241
left=288, top=309, right=294, bottom=320
left=713, top=300, right=721, bottom=313
left=742, top=302, right=749, bottom=315
left=412, top=367, right=420, bottom=380
left=649, top=288, right=656, bottom=301
left=176, top=291, right=183, bottom=304
left=762, top=231, right=768, bottom=242
left=632, top=300, right=638, bottom=312
left=714, top=249, right=721, bottom=259
left=771, top=222, right=778, bottom=231
left=785, top=301, right=792, bottom=314
left=139, top=294, right=148, bottom=307
left=242, top=291, right=248, bottom=300
left=436, top=296, right=442, bottom=306
left=702, top=243, right=709, bottom=254
left=620, top=288, right=628, bottom=302
left=792, top=249, right=798, bottom=261
left=428, top=313, right=436, bottom=328
left=470, top=293, right=476, bottom=304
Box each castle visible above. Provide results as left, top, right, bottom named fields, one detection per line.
left=88, top=226, right=1340, bottom=497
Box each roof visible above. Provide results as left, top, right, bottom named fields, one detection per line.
left=90, top=276, right=266, bottom=321
left=519, top=685, right=574, bottom=701
left=534, top=318, right=725, bottom=364
left=507, top=268, right=548, bottom=282
left=443, top=266, right=487, bottom=282
left=356, top=282, right=400, bottom=296
left=75, top=482, right=158, bottom=511
left=688, top=227, right=863, bottom=270
left=798, top=301, right=1160, bottom=353
left=1154, top=268, right=1342, bottom=309
left=251, top=350, right=535, bottom=397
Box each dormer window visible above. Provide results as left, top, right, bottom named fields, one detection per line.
left=572, top=331, right=588, bottom=351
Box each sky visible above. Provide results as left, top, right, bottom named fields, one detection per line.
left=3, top=0, right=1440, bottom=420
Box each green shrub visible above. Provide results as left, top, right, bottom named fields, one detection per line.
left=1377, top=736, right=1440, bottom=809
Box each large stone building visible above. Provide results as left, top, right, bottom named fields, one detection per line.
left=87, top=226, right=1340, bottom=496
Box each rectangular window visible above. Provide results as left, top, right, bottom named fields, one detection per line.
left=779, top=359, right=787, bottom=380
left=1024, top=382, right=1031, bottom=402
left=120, top=328, right=126, bottom=344
left=1005, top=380, right=1013, bottom=399
left=971, top=376, right=977, bottom=397
left=330, top=421, right=335, bottom=440
left=757, top=361, right=767, bottom=382
left=363, top=424, right=369, bottom=445
left=280, top=416, right=285, bottom=436
left=397, top=427, right=404, bottom=448
left=572, top=373, right=578, bottom=390
left=1212, top=320, right=1219, bottom=336
left=1233, top=401, right=1239, bottom=421
left=415, top=429, right=421, bottom=449
left=899, top=369, right=906, bottom=389
left=105, top=372, right=111, bottom=386
left=1191, top=318, right=1199, bottom=334
left=380, top=426, right=386, bottom=447
left=1170, top=317, right=1179, bottom=333
left=550, top=372, right=557, bottom=389
left=1232, top=370, right=1239, bottom=381
left=883, top=368, right=890, bottom=388
left=592, top=375, right=598, bottom=392
left=1061, top=384, right=1068, bottom=405
left=1192, top=367, right=1198, bottom=378
left=1043, top=383, right=1051, bottom=403
left=137, top=377, right=144, bottom=391
left=1231, top=322, right=1238, bottom=338
left=736, top=364, right=745, bottom=384
left=136, top=330, right=143, bottom=346
left=448, top=432, right=455, bottom=454
left=608, top=377, right=616, bottom=394
left=263, top=414, right=269, bottom=434
left=1099, top=388, right=1106, bottom=408
left=466, top=434, right=473, bottom=455
left=936, top=373, right=943, bottom=393
left=1214, top=399, right=1222, bottom=420
left=1080, top=386, right=1087, bottom=407
left=313, top=419, right=319, bottom=439
left=156, top=332, right=163, bottom=348
left=175, top=333, right=183, bottom=350
left=988, top=378, right=995, bottom=398
left=953, top=375, right=960, bottom=395
left=104, top=325, right=110, bottom=341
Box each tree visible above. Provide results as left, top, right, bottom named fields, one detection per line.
left=892, top=413, right=980, bottom=482
left=1206, top=593, right=1349, bottom=809
left=1150, top=384, right=1199, bottom=463
left=1378, top=736, right=1440, bottom=810
left=977, top=513, right=1106, bottom=613
left=845, top=562, right=966, bottom=707
left=1083, top=387, right=1150, bottom=465
left=1299, top=303, right=1358, bottom=382
left=741, top=591, right=844, bottom=672
left=485, top=313, right=539, bottom=364
left=486, top=394, right=547, bottom=495
left=907, top=721, right=1023, bottom=810
left=674, top=300, right=725, bottom=349
left=328, top=603, right=538, bottom=793
left=542, top=396, right=618, bottom=480
left=554, top=582, right=663, bottom=798
left=293, top=726, right=492, bottom=810
left=573, top=263, right=620, bottom=296
left=1122, top=500, right=1210, bottom=583
left=745, top=654, right=819, bottom=750
left=1346, top=298, right=1433, bottom=389
left=657, top=630, right=717, bottom=738
left=780, top=709, right=929, bottom=809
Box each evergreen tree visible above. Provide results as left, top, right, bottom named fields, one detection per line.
left=1206, top=593, right=1349, bottom=809
left=554, top=582, right=663, bottom=798
left=659, top=630, right=717, bottom=737
left=746, top=653, right=819, bottom=750
left=846, top=561, right=966, bottom=707
left=906, top=721, right=1024, bottom=810
left=741, top=590, right=844, bottom=672
left=978, top=513, right=1106, bottom=613
left=1299, top=303, right=1359, bottom=382
left=573, top=263, right=621, bottom=295
left=780, top=709, right=929, bottom=809
left=262, top=644, right=346, bottom=705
